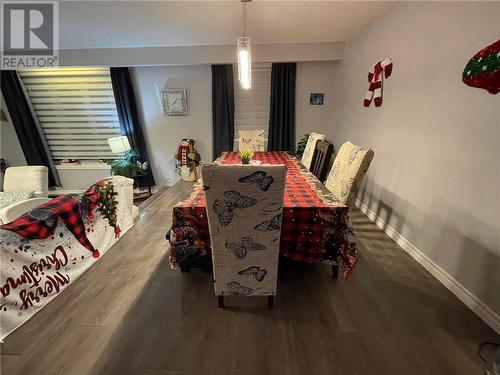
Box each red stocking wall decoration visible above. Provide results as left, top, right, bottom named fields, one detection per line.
left=364, top=58, right=393, bottom=107
left=462, top=39, right=500, bottom=94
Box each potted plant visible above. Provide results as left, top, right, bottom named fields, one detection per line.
left=295, top=133, right=310, bottom=159
left=239, top=150, right=254, bottom=164
left=108, top=149, right=148, bottom=177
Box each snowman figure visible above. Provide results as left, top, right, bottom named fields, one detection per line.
left=175, top=139, right=201, bottom=181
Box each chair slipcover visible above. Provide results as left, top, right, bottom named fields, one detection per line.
left=203, top=164, right=286, bottom=296
left=238, top=130, right=266, bottom=152
left=325, top=141, right=374, bottom=206
left=301, top=132, right=325, bottom=169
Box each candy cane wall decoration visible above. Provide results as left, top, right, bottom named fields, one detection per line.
left=364, top=58, right=393, bottom=107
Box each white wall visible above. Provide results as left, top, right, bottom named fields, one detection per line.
left=1, top=62, right=340, bottom=188
left=296, top=61, right=337, bottom=142
left=330, top=2, right=500, bottom=326
left=134, top=62, right=339, bottom=185
left=132, top=65, right=213, bottom=185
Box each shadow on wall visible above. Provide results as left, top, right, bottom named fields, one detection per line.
left=431, top=203, right=500, bottom=316
left=356, top=177, right=500, bottom=318
left=357, top=179, right=409, bottom=237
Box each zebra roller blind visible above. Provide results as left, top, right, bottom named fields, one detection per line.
left=18, top=68, right=121, bottom=161
left=233, top=63, right=271, bottom=145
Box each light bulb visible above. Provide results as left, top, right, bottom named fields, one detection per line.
left=237, top=37, right=251, bottom=90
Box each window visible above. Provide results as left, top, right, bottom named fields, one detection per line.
left=233, top=63, right=271, bottom=146
left=18, top=68, right=121, bottom=161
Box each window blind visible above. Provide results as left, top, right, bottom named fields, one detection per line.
left=233, top=63, right=271, bottom=145
left=18, top=68, right=121, bottom=161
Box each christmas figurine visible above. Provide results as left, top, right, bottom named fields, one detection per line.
left=462, top=39, right=500, bottom=94
left=175, top=139, right=201, bottom=181
left=364, top=58, right=393, bottom=107
left=176, top=139, right=191, bottom=166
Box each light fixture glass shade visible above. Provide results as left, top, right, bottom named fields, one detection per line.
left=107, top=136, right=131, bottom=153
left=237, top=37, right=252, bottom=90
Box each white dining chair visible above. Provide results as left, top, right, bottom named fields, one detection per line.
left=202, top=164, right=286, bottom=309
left=325, top=141, right=374, bottom=207
left=301, top=132, right=325, bottom=170
left=238, top=129, right=266, bottom=152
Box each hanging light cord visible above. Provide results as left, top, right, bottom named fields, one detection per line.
left=242, top=2, right=247, bottom=38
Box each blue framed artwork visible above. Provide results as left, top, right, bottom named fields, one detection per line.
left=309, top=93, right=324, bottom=105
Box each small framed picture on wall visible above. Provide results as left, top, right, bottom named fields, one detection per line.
left=161, top=88, right=188, bottom=116
left=309, top=93, right=324, bottom=105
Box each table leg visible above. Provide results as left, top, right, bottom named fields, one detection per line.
left=180, top=265, right=191, bottom=273
left=332, top=264, right=339, bottom=279
left=267, top=296, right=274, bottom=310
left=218, top=296, right=225, bottom=309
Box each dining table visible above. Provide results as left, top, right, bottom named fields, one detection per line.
left=167, top=151, right=358, bottom=279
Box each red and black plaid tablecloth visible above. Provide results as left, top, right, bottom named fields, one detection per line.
left=169, top=152, right=357, bottom=278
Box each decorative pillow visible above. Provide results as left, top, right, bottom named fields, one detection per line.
left=0, top=191, right=34, bottom=209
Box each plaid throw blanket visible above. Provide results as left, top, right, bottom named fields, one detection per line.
left=0, top=177, right=133, bottom=340
left=1, top=195, right=100, bottom=258
left=0, top=180, right=120, bottom=259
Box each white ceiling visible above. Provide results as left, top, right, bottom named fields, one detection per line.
left=59, top=1, right=391, bottom=49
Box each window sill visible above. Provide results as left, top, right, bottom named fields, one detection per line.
left=55, top=162, right=111, bottom=170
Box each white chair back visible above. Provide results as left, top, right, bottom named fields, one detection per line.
left=325, top=141, right=374, bottom=206
left=301, top=132, right=325, bottom=169
left=238, top=129, right=266, bottom=152
left=3, top=166, right=48, bottom=197
left=203, top=164, right=286, bottom=297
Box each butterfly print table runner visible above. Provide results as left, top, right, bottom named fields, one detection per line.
left=169, top=152, right=358, bottom=278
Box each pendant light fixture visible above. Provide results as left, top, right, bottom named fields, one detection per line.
left=237, top=0, right=252, bottom=90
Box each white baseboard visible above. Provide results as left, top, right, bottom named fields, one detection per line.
left=354, top=199, right=500, bottom=334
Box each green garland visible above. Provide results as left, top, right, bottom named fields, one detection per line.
left=96, top=182, right=120, bottom=237
left=463, top=52, right=500, bottom=79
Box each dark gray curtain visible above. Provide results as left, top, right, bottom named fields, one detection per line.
left=211, top=65, right=235, bottom=160
left=1, top=70, right=61, bottom=187
left=268, top=63, right=296, bottom=152
left=110, top=67, right=155, bottom=186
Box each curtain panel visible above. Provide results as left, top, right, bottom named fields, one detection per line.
left=268, top=63, right=296, bottom=152
left=110, top=67, right=155, bottom=186
left=1, top=70, right=61, bottom=187
left=211, top=65, right=235, bottom=160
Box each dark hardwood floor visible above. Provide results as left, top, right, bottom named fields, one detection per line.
left=1, top=181, right=498, bottom=375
